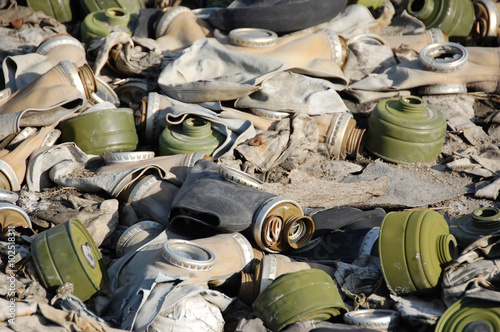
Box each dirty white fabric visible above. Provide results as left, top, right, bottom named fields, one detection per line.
left=234, top=71, right=348, bottom=115
left=3, top=52, right=121, bottom=111
left=334, top=255, right=382, bottom=296
left=442, top=232, right=500, bottom=306
left=446, top=144, right=500, bottom=199
left=106, top=230, right=232, bottom=331
left=234, top=317, right=267, bottom=332
left=0, top=242, right=30, bottom=266
left=0, top=61, right=88, bottom=141
left=0, top=2, right=67, bottom=71
left=126, top=173, right=179, bottom=227
left=107, top=230, right=206, bottom=330
left=157, top=38, right=348, bottom=103
left=79, top=199, right=119, bottom=247
left=457, top=144, right=500, bottom=175
left=344, top=88, right=408, bottom=104
left=423, top=94, right=490, bottom=147
left=56, top=294, right=111, bottom=327
left=9, top=315, right=68, bottom=332
left=0, top=277, right=119, bottom=331
left=50, top=158, right=180, bottom=198
left=235, top=113, right=318, bottom=173
left=475, top=178, right=500, bottom=200
left=2, top=53, right=51, bottom=92
left=5, top=301, right=128, bottom=332
left=159, top=94, right=256, bottom=159
left=390, top=294, right=446, bottom=326
left=343, top=42, right=397, bottom=83
left=315, top=4, right=376, bottom=38
left=0, top=298, right=37, bottom=321
left=0, top=274, right=47, bottom=303
left=349, top=56, right=500, bottom=92
left=379, top=9, right=426, bottom=36
left=147, top=294, right=225, bottom=332
left=90, top=32, right=163, bottom=78
left=17, top=189, right=118, bottom=247
left=26, top=141, right=182, bottom=197
left=26, top=142, right=93, bottom=192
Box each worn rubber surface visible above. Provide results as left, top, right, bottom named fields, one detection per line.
left=208, top=0, right=348, bottom=33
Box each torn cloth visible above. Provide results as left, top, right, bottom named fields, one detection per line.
left=442, top=232, right=500, bottom=306
left=423, top=94, right=490, bottom=147
left=157, top=38, right=348, bottom=103
left=0, top=1, right=67, bottom=68
left=106, top=230, right=231, bottom=331
left=89, top=31, right=163, bottom=78
left=234, top=71, right=348, bottom=115
left=315, top=4, right=376, bottom=39
left=17, top=189, right=118, bottom=247
left=334, top=255, right=382, bottom=297
left=446, top=144, right=500, bottom=199
left=26, top=142, right=181, bottom=198
left=235, top=113, right=318, bottom=173
left=390, top=294, right=446, bottom=327
left=342, top=42, right=397, bottom=83
left=349, top=56, right=500, bottom=92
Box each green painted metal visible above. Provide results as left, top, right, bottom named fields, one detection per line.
left=347, top=0, right=387, bottom=10
left=81, top=7, right=133, bottom=45
left=406, top=0, right=475, bottom=38
left=27, top=0, right=73, bottom=23
left=436, top=298, right=500, bottom=332
left=379, top=209, right=457, bottom=295
left=451, top=207, right=500, bottom=249
left=80, top=0, right=145, bottom=15
left=159, top=117, right=225, bottom=157
left=365, top=95, right=446, bottom=164
left=254, top=269, right=347, bottom=332
left=59, top=107, right=138, bottom=155
left=31, top=218, right=109, bottom=301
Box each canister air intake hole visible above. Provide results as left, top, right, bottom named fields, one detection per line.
left=410, top=0, right=425, bottom=12
left=476, top=208, right=498, bottom=218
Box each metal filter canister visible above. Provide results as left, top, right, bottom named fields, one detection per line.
left=31, top=218, right=109, bottom=301
left=59, top=107, right=138, bottom=155
left=435, top=298, right=500, bottom=332
left=254, top=268, right=347, bottom=332
left=365, top=96, right=446, bottom=164
left=379, top=209, right=457, bottom=295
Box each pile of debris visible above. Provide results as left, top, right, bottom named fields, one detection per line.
left=1, top=0, right=500, bottom=331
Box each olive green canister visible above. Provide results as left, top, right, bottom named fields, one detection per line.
left=406, top=0, right=475, bottom=38
left=27, top=0, right=73, bottom=23
left=79, top=0, right=145, bottom=15
left=254, top=269, right=347, bottom=332
left=379, top=209, right=457, bottom=295
left=81, top=7, right=133, bottom=45
left=347, top=0, right=387, bottom=10
left=451, top=207, right=500, bottom=250
left=365, top=95, right=446, bottom=164
left=435, top=298, right=500, bottom=332
left=31, top=218, right=109, bottom=301
left=159, top=117, right=225, bottom=157
left=59, top=106, right=138, bottom=155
